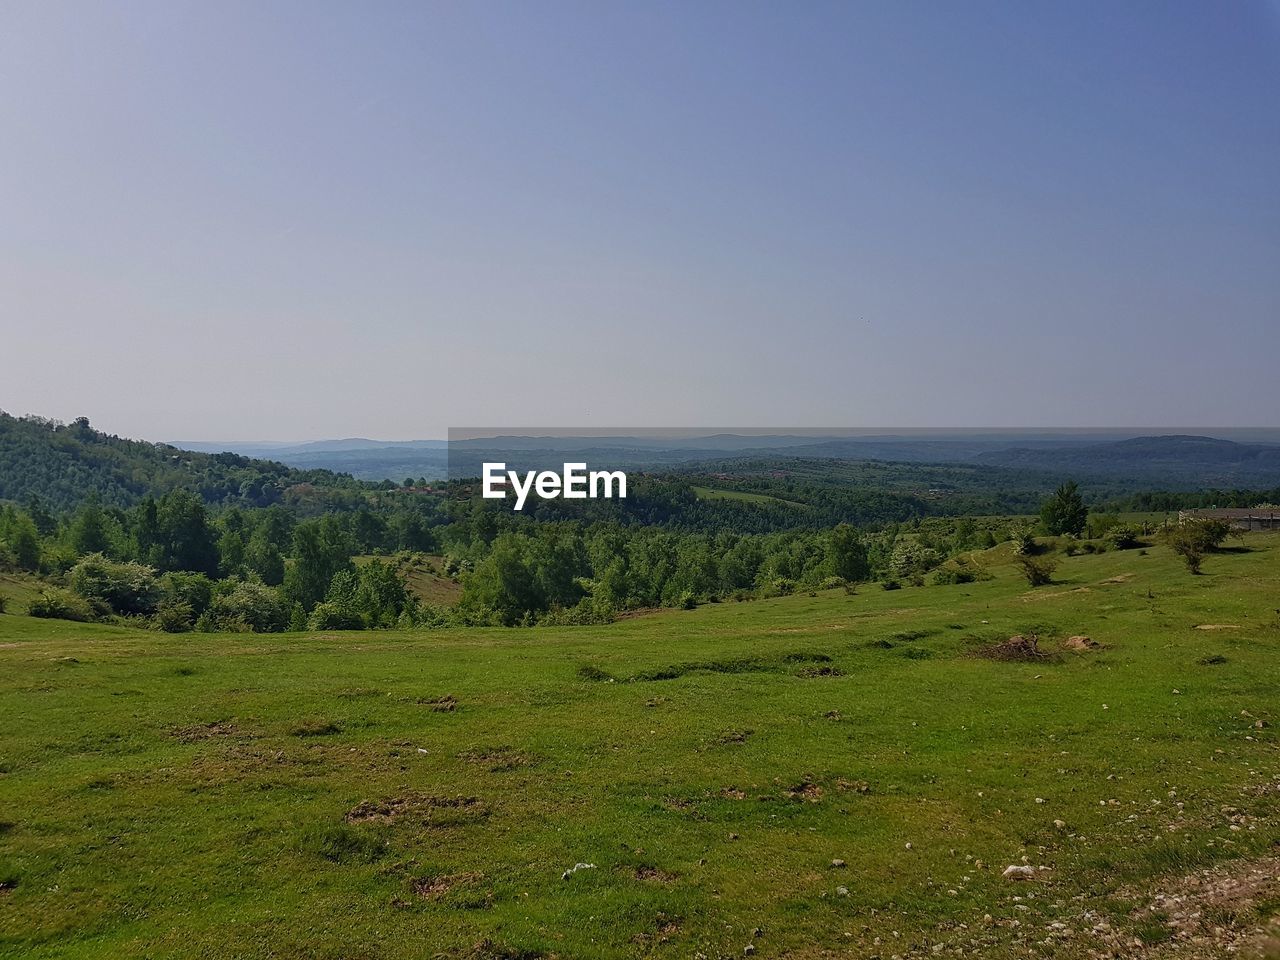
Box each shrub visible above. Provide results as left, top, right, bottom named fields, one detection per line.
left=933, top=567, right=974, bottom=585
left=307, top=600, right=364, bottom=630
left=1107, top=524, right=1143, bottom=550
left=155, top=599, right=194, bottom=633
left=68, top=554, right=160, bottom=615
left=540, top=599, right=616, bottom=626
left=203, top=580, right=290, bottom=633
left=818, top=576, right=847, bottom=591
left=159, top=571, right=213, bottom=617
left=27, top=588, right=94, bottom=622
left=1010, top=528, right=1037, bottom=556
left=1015, top=555, right=1057, bottom=587
left=1165, top=519, right=1234, bottom=575
left=881, top=579, right=901, bottom=591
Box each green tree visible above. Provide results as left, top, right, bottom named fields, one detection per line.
left=282, top=517, right=356, bottom=611
left=1039, top=481, right=1088, bottom=536
left=9, top=513, right=42, bottom=570
left=826, top=524, right=870, bottom=582
left=68, top=497, right=115, bottom=557
left=155, top=491, right=219, bottom=575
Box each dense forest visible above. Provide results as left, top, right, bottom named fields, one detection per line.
left=2, top=414, right=1277, bottom=633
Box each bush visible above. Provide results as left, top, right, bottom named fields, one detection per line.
left=307, top=600, right=364, bottom=631
left=159, top=571, right=213, bottom=617
left=1107, top=524, right=1143, bottom=550
left=155, top=599, right=194, bottom=633
left=68, top=554, right=160, bottom=615
left=881, top=579, right=901, bottom=591
left=539, top=598, right=616, bottom=626
left=932, top=567, right=973, bottom=585
left=1010, top=528, right=1037, bottom=556
left=1015, top=555, right=1057, bottom=587
left=27, top=588, right=94, bottom=622
left=1165, top=519, right=1234, bottom=575
left=818, top=576, right=847, bottom=591
left=203, top=580, right=290, bottom=633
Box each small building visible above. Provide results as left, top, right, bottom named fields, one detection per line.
left=1178, top=508, right=1280, bottom=531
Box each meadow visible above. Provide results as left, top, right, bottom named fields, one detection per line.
left=1, top=536, right=1278, bottom=958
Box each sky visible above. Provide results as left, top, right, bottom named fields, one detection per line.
left=1, top=1, right=1278, bottom=441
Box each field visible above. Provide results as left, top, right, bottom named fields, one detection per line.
left=2, top=537, right=1279, bottom=958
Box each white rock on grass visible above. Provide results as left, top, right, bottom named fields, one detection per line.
left=1002, top=865, right=1037, bottom=880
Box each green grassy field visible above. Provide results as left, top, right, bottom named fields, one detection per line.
left=2, top=537, right=1278, bottom=958
left=690, top=486, right=806, bottom=509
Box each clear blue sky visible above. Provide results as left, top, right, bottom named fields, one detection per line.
left=2, top=1, right=1277, bottom=440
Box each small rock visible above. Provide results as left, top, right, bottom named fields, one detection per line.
left=744, top=945, right=756, bottom=956
left=836, top=886, right=849, bottom=896
left=729, top=833, right=740, bottom=841
left=831, top=859, right=847, bottom=868
left=1053, top=819, right=1066, bottom=830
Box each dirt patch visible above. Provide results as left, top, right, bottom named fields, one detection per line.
left=977, top=634, right=1056, bottom=662
left=1101, top=574, right=1134, bottom=584
left=634, top=864, right=677, bottom=883
left=1021, top=587, right=1091, bottom=602
left=418, top=694, right=458, bottom=711
left=630, top=914, right=682, bottom=948
left=1105, top=856, right=1280, bottom=958
left=412, top=871, right=482, bottom=900
left=345, top=793, right=488, bottom=827
left=836, top=778, right=871, bottom=794
left=1195, top=624, right=1241, bottom=631
left=719, top=787, right=746, bottom=800
left=171, top=720, right=247, bottom=743
left=713, top=729, right=754, bottom=745
left=785, top=779, right=824, bottom=803
left=1062, top=635, right=1102, bottom=652
left=796, top=665, right=844, bottom=678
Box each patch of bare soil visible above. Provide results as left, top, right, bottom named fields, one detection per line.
left=170, top=720, right=247, bottom=743
left=796, top=664, right=844, bottom=678
left=418, top=694, right=458, bottom=711
left=785, top=778, right=824, bottom=803
left=411, top=871, right=482, bottom=900
left=713, top=729, right=754, bottom=745
left=630, top=914, right=681, bottom=948
left=1062, top=635, right=1102, bottom=652
left=633, top=864, right=677, bottom=883
left=1107, top=856, right=1280, bottom=958
left=1022, top=587, right=1092, bottom=602
left=978, top=634, right=1057, bottom=662
left=1195, top=624, right=1241, bottom=631
left=345, top=793, right=488, bottom=826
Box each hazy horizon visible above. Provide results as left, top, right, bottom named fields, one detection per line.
left=3, top=1, right=1278, bottom=439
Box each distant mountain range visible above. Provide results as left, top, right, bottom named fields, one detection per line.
left=166, top=430, right=1280, bottom=487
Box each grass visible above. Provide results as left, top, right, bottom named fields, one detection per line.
left=1, top=535, right=1279, bottom=958
left=689, top=485, right=806, bottom=508
left=355, top=553, right=463, bottom=607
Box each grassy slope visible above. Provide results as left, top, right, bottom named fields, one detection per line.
left=1, top=538, right=1278, bottom=959
left=690, top=486, right=806, bottom=509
